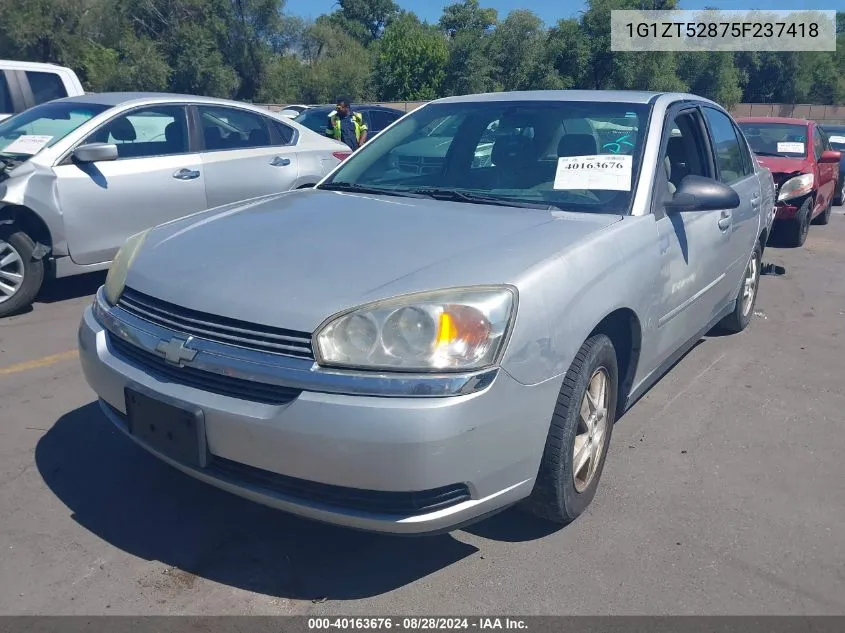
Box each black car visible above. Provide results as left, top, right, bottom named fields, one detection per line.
left=820, top=124, right=845, bottom=205
left=294, top=104, right=405, bottom=142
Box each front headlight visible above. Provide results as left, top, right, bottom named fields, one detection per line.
left=314, top=286, right=517, bottom=371
left=777, top=173, right=814, bottom=202
left=104, top=229, right=150, bottom=305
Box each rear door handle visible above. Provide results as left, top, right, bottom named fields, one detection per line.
left=173, top=168, right=200, bottom=180
left=270, top=156, right=291, bottom=167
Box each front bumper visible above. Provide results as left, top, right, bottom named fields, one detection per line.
left=77, top=295, right=560, bottom=534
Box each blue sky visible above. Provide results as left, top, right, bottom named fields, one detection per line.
left=283, top=0, right=840, bottom=28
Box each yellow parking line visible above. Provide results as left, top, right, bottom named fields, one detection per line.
left=0, top=350, right=79, bottom=376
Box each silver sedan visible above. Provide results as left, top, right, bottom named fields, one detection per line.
left=0, top=92, right=349, bottom=316
left=78, top=90, right=774, bottom=534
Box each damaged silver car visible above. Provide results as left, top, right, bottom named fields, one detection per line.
left=0, top=92, right=348, bottom=316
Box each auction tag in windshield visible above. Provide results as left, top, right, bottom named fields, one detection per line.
left=2, top=135, right=53, bottom=155
left=554, top=154, right=633, bottom=191
left=777, top=142, right=805, bottom=154
left=829, top=136, right=845, bottom=144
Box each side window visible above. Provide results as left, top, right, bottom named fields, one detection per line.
left=733, top=122, right=754, bottom=175
left=198, top=106, right=275, bottom=151
left=0, top=73, right=12, bottom=114
left=271, top=119, right=295, bottom=144
left=813, top=129, right=825, bottom=159
left=815, top=129, right=829, bottom=154
left=85, top=105, right=189, bottom=159
left=703, top=107, right=749, bottom=184
left=660, top=110, right=711, bottom=196
left=25, top=71, right=67, bottom=105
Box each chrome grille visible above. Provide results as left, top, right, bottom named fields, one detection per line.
left=118, top=288, right=314, bottom=360
left=108, top=334, right=302, bottom=406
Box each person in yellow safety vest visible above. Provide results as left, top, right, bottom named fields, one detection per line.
left=325, top=97, right=367, bottom=150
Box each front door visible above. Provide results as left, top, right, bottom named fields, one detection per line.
left=195, top=105, right=300, bottom=209
left=55, top=104, right=207, bottom=265
left=648, top=106, right=734, bottom=368
left=814, top=127, right=836, bottom=211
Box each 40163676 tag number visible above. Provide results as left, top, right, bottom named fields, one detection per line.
left=564, top=161, right=626, bottom=170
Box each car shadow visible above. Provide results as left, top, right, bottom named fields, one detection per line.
left=35, top=402, right=482, bottom=601
left=36, top=271, right=106, bottom=304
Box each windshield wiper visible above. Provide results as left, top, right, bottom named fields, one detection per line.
left=408, top=188, right=555, bottom=210
left=317, top=181, right=428, bottom=199
left=753, top=151, right=787, bottom=157
left=0, top=154, right=23, bottom=169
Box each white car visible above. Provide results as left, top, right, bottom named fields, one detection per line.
left=0, top=60, right=85, bottom=122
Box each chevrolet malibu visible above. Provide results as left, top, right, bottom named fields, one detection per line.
left=79, top=90, right=774, bottom=535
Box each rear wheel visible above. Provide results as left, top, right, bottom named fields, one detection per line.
left=522, top=334, right=618, bottom=525
left=0, top=227, right=45, bottom=317
left=782, top=197, right=812, bottom=247
left=717, top=241, right=761, bottom=334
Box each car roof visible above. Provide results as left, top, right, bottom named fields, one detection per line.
left=736, top=116, right=813, bottom=126
left=50, top=92, right=263, bottom=108
left=302, top=104, right=404, bottom=113
left=430, top=90, right=683, bottom=105
left=0, top=59, right=73, bottom=72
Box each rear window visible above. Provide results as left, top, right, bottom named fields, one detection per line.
left=295, top=109, right=332, bottom=133
left=25, top=71, right=67, bottom=105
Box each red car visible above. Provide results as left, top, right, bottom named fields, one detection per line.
left=737, top=117, right=841, bottom=247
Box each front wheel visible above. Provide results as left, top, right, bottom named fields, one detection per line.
left=782, top=197, right=812, bottom=247
left=522, top=334, right=618, bottom=525
left=0, top=227, right=45, bottom=317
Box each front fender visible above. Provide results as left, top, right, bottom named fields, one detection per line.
left=0, top=163, right=67, bottom=256
left=501, top=216, right=659, bottom=388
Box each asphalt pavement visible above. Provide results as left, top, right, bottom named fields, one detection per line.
left=2, top=208, right=845, bottom=615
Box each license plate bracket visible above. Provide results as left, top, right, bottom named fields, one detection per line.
left=124, top=386, right=209, bottom=469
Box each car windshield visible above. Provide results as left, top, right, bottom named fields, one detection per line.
left=0, top=101, right=111, bottom=159
left=294, top=109, right=332, bottom=133
left=319, top=100, right=650, bottom=215
left=738, top=122, right=809, bottom=158
left=821, top=126, right=845, bottom=151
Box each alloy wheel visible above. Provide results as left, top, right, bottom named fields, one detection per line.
left=741, top=253, right=759, bottom=317
left=573, top=367, right=610, bottom=493
left=0, top=239, right=24, bottom=304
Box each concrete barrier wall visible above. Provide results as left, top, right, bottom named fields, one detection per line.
left=260, top=101, right=845, bottom=122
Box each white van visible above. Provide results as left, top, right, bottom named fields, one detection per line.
left=0, top=60, right=85, bottom=121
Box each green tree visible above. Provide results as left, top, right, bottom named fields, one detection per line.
left=439, top=0, right=496, bottom=35
left=678, top=52, right=742, bottom=108
left=299, top=20, right=374, bottom=103
left=438, top=0, right=497, bottom=96
left=373, top=13, right=447, bottom=100
left=488, top=10, right=562, bottom=91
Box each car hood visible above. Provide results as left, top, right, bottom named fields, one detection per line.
left=125, top=189, right=622, bottom=332
left=754, top=155, right=812, bottom=176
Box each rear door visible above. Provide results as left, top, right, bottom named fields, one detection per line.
left=195, top=104, right=300, bottom=208
left=701, top=106, right=761, bottom=285
left=54, top=104, right=207, bottom=265
left=367, top=109, right=402, bottom=139
left=814, top=126, right=836, bottom=209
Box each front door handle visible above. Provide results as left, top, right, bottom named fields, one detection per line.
left=270, top=156, right=291, bottom=167
left=173, top=168, right=200, bottom=180
left=718, top=211, right=731, bottom=231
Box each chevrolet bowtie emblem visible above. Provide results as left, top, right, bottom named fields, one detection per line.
left=155, top=337, right=198, bottom=365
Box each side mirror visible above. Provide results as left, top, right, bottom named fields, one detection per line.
left=665, top=175, right=741, bottom=212
left=820, top=149, right=842, bottom=164
left=73, top=143, right=118, bottom=163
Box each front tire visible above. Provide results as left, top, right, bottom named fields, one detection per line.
left=813, top=196, right=832, bottom=225
left=522, top=334, right=619, bottom=525
left=717, top=241, right=761, bottom=334
left=782, top=197, right=812, bottom=247
left=0, top=227, right=45, bottom=317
